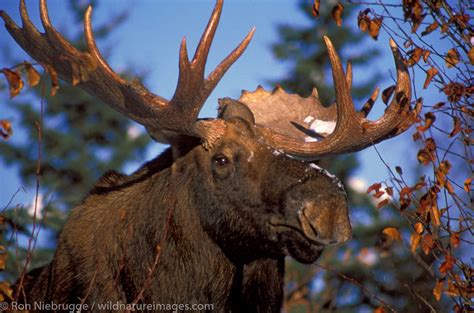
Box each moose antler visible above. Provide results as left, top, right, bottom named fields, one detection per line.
left=0, top=0, right=254, bottom=146
left=239, top=37, right=415, bottom=159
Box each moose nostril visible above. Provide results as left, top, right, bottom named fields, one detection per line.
left=297, top=201, right=351, bottom=245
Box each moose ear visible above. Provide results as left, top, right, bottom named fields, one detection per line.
left=218, top=97, right=256, bottom=125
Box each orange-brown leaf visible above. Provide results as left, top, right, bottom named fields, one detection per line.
left=430, top=204, right=441, bottom=226
left=450, top=232, right=460, bottom=248
left=2, top=68, right=24, bottom=98
left=369, top=18, right=383, bottom=40
left=0, top=120, right=13, bottom=140
left=422, top=49, right=431, bottom=62
left=377, top=198, right=390, bottom=209
left=414, top=222, right=424, bottom=234
left=449, top=117, right=461, bottom=137
left=367, top=182, right=382, bottom=194
left=433, top=279, right=444, bottom=301
left=439, top=255, right=455, bottom=274
left=408, top=47, right=423, bottom=66
left=421, top=234, right=434, bottom=255
left=0, top=246, right=6, bottom=270
left=358, top=10, right=371, bottom=32
left=312, top=0, right=321, bottom=17
left=385, top=187, right=393, bottom=197
left=417, top=112, right=436, bottom=132
left=383, top=227, right=402, bottom=241
left=410, top=232, right=421, bottom=252
left=331, top=2, right=344, bottom=27
left=445, top=49, right=460, bottom=68
left=421, top=21, right=439, bottom=36
left=423, top=67, right=438, bottom=89
left=464, top=178, right=472, bottom=193
left=24, top=62, right=40, bottom=87
left=45, top=65, right=59, bottom=96
left=469, top=47, right=474, bottom=65
left=374, top=306, right=386, bottom=313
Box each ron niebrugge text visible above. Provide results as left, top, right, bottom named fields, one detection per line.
left=6, top=301, right=215, bottom=312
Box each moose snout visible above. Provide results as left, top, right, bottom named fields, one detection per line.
left=297, top=200, right=352, bottom=245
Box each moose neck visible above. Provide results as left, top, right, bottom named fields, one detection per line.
left=123, top=152, right=284, bottom=312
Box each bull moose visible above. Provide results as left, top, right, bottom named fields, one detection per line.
left=1, top=0, right=414, bottom=312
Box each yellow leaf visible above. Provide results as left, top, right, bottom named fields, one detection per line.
left=433, top=279, right=444, bottom=301
left=383, top=227, right=402, bottom=241
left=410, top=232, right=421, bottom=252
left=445, top=49, right=460, bottom=68
left=1, top=68, right=24, bottom=98
left=24, top=61, right=41, bottom=87
left=414, top=222, right=424, bottom=234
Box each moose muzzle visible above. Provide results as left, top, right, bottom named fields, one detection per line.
left=297, top=199, right=351, bottom=245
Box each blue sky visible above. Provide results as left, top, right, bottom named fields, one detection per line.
left=0, top=1, right=448, bottom=210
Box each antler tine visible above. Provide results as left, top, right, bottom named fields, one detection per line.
left=84, top=6, right=126, bottom=85
left=169, top=0, right=255, bottom=141
left=359, top=87, right=380, bottom=118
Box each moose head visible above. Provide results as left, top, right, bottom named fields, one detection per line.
left=2, top=0, right=414, bottom=311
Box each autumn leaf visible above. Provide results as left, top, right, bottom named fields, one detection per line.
left=2, top=68, right=24, bottom=98
left=367, top=182, right=382, bottom=194
left=423, top=67, right=438, bottom=89
left=450, top=232, right=460, bottom=248
left=358, top=9, right=370, bottom=32
left=422, top=49, right=431, bottom=62
left=410, top=232, right=421, bottom=252
left=414, top=222, right=424, bottom=234
left=430, top=204, right=441, bottom=226
left=439, top=255, right=455, bottom=274
left=417, top=112, right=436, bottom=132
left=449, top=117, right=461, bottom=137
left=331, top=2, right=344, bottom=27
left=0, top=282, right=13, bottom=301
left=24, top=61, right=41, bottom=87
left=469, top=47, right=474, bottom=65
left=377, top=198, right=390, bottom=209
left=421, top=234, right=434, bottom=255
left=44, top=64, right=59, bottom=96
left=0, top=120, right=13, bottom=140
left=312, top=0, right=320, bottom=17
left=421, top=21, right=439, bottom=36
left=369, top=17, right=383, bottom=40
left=382, top=85, right=395, bottom=104
left=433, top=279, right=444, bottom=301
left=408, top=47, right=423, bottom=66
left=383, top=227, right=402, bottom=241
left=385, top=187, right=393, bottom=197
left=445, top=48, right=460, bottom=68
left=374, top=306, right=386, bottom=313
left=0, top=246, right=6, bottom=270
left=464, top=178, right=472, bottom=193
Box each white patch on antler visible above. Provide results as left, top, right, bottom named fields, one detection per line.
left=247, top=151, right=254, bottom=162
left=304, top=119, right=336, bottom=142
left=304, top=115, right=315, bottom=124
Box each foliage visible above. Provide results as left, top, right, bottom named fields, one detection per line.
left=278, top=0, right=471, bottom=312
left=0, top=0, right=150, bottom=287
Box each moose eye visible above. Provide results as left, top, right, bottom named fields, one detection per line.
left=213, top=154, right=230, bottom=167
